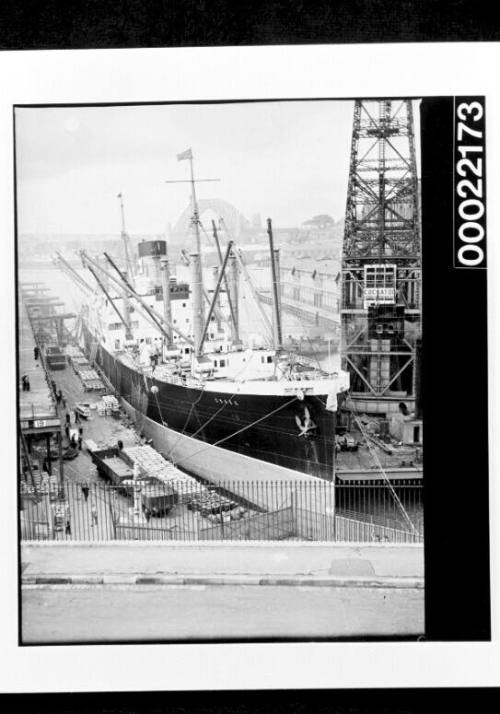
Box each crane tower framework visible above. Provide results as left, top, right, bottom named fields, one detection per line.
left=340, top=99, right=422, bottom=416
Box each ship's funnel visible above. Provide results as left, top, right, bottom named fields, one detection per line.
left=138, top=240, right=167, bottom=286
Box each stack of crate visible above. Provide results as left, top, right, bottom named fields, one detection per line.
left=72, top=356, right=90, bottom=374
left=102, top=395, right=119, bottom=409
left=79, top=369, right=105, bottom=391
left=101, top=395, right=120, bottom=416
left=28, top=472, right=60, bottom=500
left=121, top=445, right=206, bottom=504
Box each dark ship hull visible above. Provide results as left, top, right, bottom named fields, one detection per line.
left=83, top=328, right=337, bottom=480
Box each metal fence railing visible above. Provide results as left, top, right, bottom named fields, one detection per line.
left=19, top=479, right=424, bottom=543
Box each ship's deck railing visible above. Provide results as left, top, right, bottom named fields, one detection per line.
left=117, top=350, right=346, bottom=391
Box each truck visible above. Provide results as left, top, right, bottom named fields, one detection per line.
left=74, top=402, right=92, bottom=419
left=90, top=446, right=134, bottom=486
left=45, top=344, right=66, bottom=370
left=90, top=445, right=178, bottom=515
left=141, top=483, right=177, bottom=518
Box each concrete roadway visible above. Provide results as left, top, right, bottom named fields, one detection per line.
left=22, top=583, right=424, bottom=643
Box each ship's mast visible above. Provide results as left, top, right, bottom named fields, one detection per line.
left=116, top=192, right=134, bottom=340
left=165, top=149, right=220, bottom=356
left=267, top=218, right=283, bottom=352
left=211, top=220, right=239, bottom=345
left=186, top=153, right=205, bottom=352
left=160, top=256, right=174, bottom=350
left=117, top=192, right=135, bottom=284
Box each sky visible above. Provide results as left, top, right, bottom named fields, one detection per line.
left=15, top=99, right=420, bottom=237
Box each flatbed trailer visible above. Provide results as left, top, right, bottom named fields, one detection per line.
left=90, top=446, right=134, bottom=485
left=91, top=446, right=177, bottom=516
left=70, top=356, right=91, bottom=374
left=80, top=370, right=105, bottom=391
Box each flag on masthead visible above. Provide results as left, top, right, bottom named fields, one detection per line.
left=177, top=148, right=193, bottom=161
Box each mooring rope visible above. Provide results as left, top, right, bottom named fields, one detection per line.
left=171, top=395, right=299, bottom=470
left=164, top=383, right=207, bottom=463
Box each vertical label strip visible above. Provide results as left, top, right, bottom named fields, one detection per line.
left=454, top=96, right=487, bottom=268
left=422, top=97, right=490, bottom=640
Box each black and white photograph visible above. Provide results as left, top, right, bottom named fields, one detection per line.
left=15, top=96, right=427, bottom=644
left=0, top=42, right=497, bottom=690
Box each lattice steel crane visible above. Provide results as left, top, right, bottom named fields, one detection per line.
left=340, top=99, right=422, bottom=417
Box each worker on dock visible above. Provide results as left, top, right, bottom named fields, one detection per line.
left=21, top=375, right=30, bottom=391
left=78, top=427, right=83, bottom=451
left=81, top=483, right=90, bottom=502
left=33, top=346, right=39, bottom=361
left=65, top=412, right=71, bottom=426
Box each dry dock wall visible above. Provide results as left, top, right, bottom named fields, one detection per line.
left=121, top=400, right=327, bottom=510
left=21, top=542, right=424, bottom=579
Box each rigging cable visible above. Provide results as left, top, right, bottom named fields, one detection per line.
left=171, top=395, right=299, bottom=470
left=305, top=334, right=325, bottom=372
left=212, top=219, right=275, bottom=347
left=164, top=382, right=207, bottom=462
left=164, top=354, right=255, bottom=464
left=345, top=395, right=419, bottom=536
left=151, top=382, right=167, bottom=427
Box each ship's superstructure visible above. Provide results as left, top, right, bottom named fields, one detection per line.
left=57, top=152, right=349, bottom=480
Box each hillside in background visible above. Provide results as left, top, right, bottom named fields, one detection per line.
left=18, top=217, right=345, bottom=270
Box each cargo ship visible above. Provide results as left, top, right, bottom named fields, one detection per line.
left=57, top=152, right=350, bottom=483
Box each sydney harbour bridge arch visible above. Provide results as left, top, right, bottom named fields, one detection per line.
left=172, top=198, right=250, bottom=240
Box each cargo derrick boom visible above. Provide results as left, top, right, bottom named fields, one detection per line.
left=341, top=100, right=421, bottom=417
